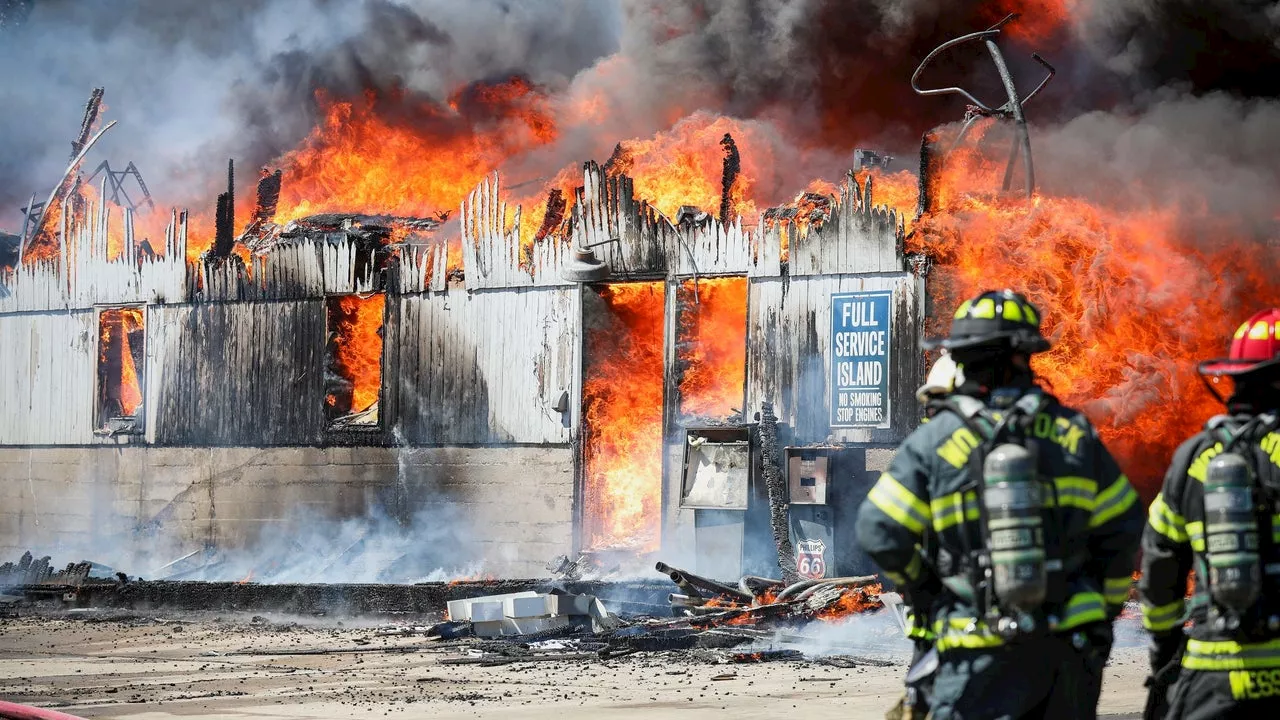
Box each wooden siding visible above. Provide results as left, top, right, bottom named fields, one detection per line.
left=0, top=311, right=97, bottom=444
left=149, top=301, right=327, bottom=445
left=385, top=287, right=577, bottom=445
left=459, top=165, right=903, bottom=289
left=0, top=204, right=187, bottom=314
left=746, top=273, right=925, bottom=445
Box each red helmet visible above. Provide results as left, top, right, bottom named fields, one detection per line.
left=1200, top=309, right=1280, bottom=377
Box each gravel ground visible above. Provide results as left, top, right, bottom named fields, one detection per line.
left=0, top=609, right=1147, bottom=719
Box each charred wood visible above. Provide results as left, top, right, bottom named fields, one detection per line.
left=654, top=562, right=753, bottom=605
left=533, top=188, right=567, bottom=243
left=720, top=133, right=741, bottom=225
left=71, top=88, right=105, bottom=160
left=254, top=168, right=283, bottom=223
left=759, top=402, right=799, bottom=584
left=212, top=159, right=236, bottom=259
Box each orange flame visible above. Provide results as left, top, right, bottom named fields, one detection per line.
left=273, top=81, right=557, bottom=226
left=237, top=570, right=254, bottom=585
left=816, top=584, right=884, bottom=621
left=329, top=294, right=386, bottom=415
left=678, top=277, right=748, bottom=418
left=612, top=113, right=760, bottom=224
left=582, top=282, right=666, bottom=552
left=906, top=121, right=1280, bottom=498
left=98, top=307, right=144, bottom=417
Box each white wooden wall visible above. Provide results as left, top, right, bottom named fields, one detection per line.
left=388, top=287, right=577, bottom=444
left=0, top=311, right=97, bottom=444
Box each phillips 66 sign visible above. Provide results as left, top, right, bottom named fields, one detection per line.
left=831, top=291, right=892, bottom=429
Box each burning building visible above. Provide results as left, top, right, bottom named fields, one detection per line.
left=0, top=126, right=920, bottom=580
left=4, top=2, right=1280, bottom=585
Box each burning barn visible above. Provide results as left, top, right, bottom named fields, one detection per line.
left=0, top=115, right=921, bottom=580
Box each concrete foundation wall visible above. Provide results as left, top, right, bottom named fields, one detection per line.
left=0, top=445, right=573, bottom=579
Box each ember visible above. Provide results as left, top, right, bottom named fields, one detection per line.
left=582, top=283, right=666, bottom=552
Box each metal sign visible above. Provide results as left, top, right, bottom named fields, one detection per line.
left=831, top=291, right=892, bottom=428
left=796, top=539, right=827, bottom=580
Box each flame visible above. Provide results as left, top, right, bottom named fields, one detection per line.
left=582, top=282, right=666, bottom=552
left=678, top=277, right=748, bottom=418
left=273, top=81, right=557, bottom=226
left=611, top=113, right=761, bottom=224
left=98, top=307, right=144, bottom=417
left=237, top=570, right=253, bottom=585
left=816, top=584, right=884, bottom=621
left=329, top=294, right=386, bottom=414
left=899, top=121, right=1280, bottom=499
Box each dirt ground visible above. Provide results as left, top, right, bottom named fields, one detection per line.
left=0, top=610, right=1147, bottom=719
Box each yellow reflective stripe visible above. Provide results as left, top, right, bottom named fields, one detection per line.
left=932, top=617, right=1003, bottom=652
left=1273, top=514, right=1280, bottom=545
left=903, top=550, right=923, bottom=582
left=1184, top=638, right=1280, bottom=671
left=1053, top=476, right=1096, bottom=511
left=905, top=611, right=936, bottom=641
left=1058, top=591, right=1107, bottom=630
left=1104, top=576, right=1132, bottom=607
left=1091, top=475, right=1138, bottom=528
left=953, top=300, right=972, bottom=319
left=930, top=490, right=979, bottom=532
left=1147, top=493, right=1189, bottom=544
left=867, top=473, right=929, bottom=535
left=884, top=570, right=907, bottom=585
left=1142, top=598, right=1187, bottom=632
left=1187, top=520, right=1206, bottom=552
left=1002, top=300, right=1024, bottom=322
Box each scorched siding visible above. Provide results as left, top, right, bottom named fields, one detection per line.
left=388, top=287, right=576, bottom=445
left=150, top=301, right=327, bottom=445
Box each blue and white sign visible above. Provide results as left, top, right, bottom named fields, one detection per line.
left=831, top=291, right=892, bottom=428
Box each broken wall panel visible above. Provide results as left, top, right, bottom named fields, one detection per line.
left=0, top=311, right=98, bottom=444
left=746, top=273, right=924, bottom=445
left=150, top=301, right=327, bottom=445
left=0, top=204, right=188, bottom=314
left=785, top=173, right=905, bottom=277
left=387, top=287, right=576, bottom=445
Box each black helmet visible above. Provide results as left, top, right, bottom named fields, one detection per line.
left=925, top=289, right=1051, bottom=355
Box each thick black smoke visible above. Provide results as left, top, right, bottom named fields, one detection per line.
left=2, top=0, right=1280, bottom=233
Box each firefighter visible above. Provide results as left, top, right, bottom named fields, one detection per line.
left=886, top=352, right=961, bottom=720
left=1140, top=308, right=1280, bottom=719
left=857, top=289, right=1143, bottom=719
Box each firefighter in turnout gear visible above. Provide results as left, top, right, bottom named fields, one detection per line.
left=857, top=289, right=1143, bottom=719
left=885, top=352, right=963, bottom=720
left=1140, top=308, right=1280, bottom=719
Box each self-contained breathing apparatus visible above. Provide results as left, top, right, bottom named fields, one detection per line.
left=1199, top=413, right=1280, bottom=638
left=932, top=388, right=1065, bottom=640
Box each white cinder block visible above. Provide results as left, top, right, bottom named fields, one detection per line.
left=469, top=601, right=505, bottom=622
left=473, top=620, right=505, bottom=638
left=505, top=595, right=552, bottom=619
left=551, top=594, right=595, bottom=617
left=505, top=616, right=569, bottom=636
